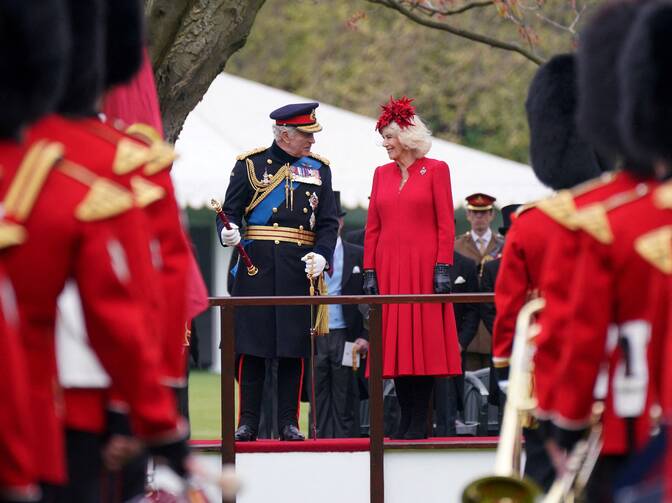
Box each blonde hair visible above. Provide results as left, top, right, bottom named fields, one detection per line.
left=381, top=115, right=432, bottom=159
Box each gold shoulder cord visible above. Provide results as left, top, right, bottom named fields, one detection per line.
left=244, top=159, right=289, bottom=215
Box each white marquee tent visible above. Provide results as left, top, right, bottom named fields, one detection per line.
left=172, top=73, right=551, bottom=210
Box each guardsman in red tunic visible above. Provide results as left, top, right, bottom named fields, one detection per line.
left=533, top=2, right=669, bottom=500
left=23, top=1, right=190, bottom=500
left=533, top=0, right=654, bottom=423
left=0, top=261, right=39, bottom=502
left=490, top=54, right=609, bottom=491
left=616, top=3, right=672, bottom=499
left=0, top=1, right=191, bottom=497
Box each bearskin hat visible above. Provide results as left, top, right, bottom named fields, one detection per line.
left=619, top=0, right=672, bottom=165
left=525, top=54, right=605, bottom=190
left=104, top=0, right=145, bottom=89
left=576, top=0, right=653, bottom=175
left=57, top=0, right=105, bottom=115
left=0, top=0, right=69, bottom=137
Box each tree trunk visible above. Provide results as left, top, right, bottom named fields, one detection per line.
left=145, top=0, right=266, bottom=142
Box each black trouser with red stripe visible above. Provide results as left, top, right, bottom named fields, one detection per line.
left=237, top=354, right=303, bottom=433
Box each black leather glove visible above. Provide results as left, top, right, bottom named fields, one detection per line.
left=362, top=269, right=379, bottom=296
left=433, top=263, right=452, bottom=294
left=148, top=436, right=190, bottom=477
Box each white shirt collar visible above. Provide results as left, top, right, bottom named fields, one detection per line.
left=471, top=228, right=492, bottom=246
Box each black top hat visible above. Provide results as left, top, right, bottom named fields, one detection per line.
left=334, top=191, right=347, bottom=217
left=499, top=204, right=521, bottom=235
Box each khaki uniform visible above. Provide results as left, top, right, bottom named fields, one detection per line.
left=454, top=231, right=504, bottom=369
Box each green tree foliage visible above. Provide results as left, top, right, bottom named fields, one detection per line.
left=226, top=0, right=582, bottom=163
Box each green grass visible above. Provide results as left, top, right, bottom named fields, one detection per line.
left=188, top=370, right=310, bottom=439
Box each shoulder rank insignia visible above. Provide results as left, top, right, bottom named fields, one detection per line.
left=144, top=141, right=177, bottom=176
left=114, top=138, right=151, bottom=175
left=75, top=178, right=134, bottom=221
left=536, top=191, right=578, bottom=230
left=307, top=152, right=330, bottom=166
left=236, top=146, right=267, bottom=161
left=4, top=140, right=64, bottom=222
left=125, top=123, right=163, bottom=145
left=59, top=161, right=135, bottom=221
left=634, top=226, right=672, bottom=274
left=130, top=176, right=166, bottom=207
left=653, top=180, right=672, bottom=209
left=0, top=222, right=27, bottom=249
left=574, top=203, right=613, bottom=244
left=515, top=202, right=537, bottom=217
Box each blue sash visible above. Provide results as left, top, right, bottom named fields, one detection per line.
left=231, top=156, right=321, bottom=277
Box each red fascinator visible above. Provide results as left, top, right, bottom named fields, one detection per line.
left=375, top=96, right=416, bottom=131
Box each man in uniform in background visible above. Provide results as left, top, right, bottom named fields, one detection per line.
left=217, top=102, right=338, bottom=441
left=314, top=191, right=368, bottom=438
left=455, top=193, right=504, bottom=371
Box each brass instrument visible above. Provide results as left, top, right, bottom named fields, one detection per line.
left=542, top=402, right=604, bottom=503
left=462, top=298, right=545, bottom=503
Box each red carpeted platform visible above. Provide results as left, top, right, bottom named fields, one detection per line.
left=189, top=436, right=499, bottom=453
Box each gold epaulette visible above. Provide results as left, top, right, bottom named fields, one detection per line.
left=569, top=171, right=617, bottom=197
left=113, top=138, right=152, bottom=175
left=307, top=152, right=330, bottom=166
left=653, top=180, right=672, bottom=209
left=125, top=123, right=163, bottom=145
left=0, top=222, right=27, bottom=249
left=601, top=182, right=650, bottom=212
left=4, top=140, right=64, bottom=222
left=130, top=176, right=166, bottom=207
left=536, top=191, right=578, bottom=230
left=515, top=202, right=537, bottom=217
left=573, top=203, right=613, bottom=244
left=236, top=146, right=266, bottom=161
left=634, top=226, right=672, bottom=274
left=59, top=161, right=134, bottom=221
left=143, top=140, right=177, bottom=176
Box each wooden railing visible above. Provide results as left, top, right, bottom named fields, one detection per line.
left=209, top=292, right=495, bottom=503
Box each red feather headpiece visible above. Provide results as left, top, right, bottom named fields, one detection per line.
left=375, top=96, right=416, bottom=131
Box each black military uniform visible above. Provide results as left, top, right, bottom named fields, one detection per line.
left=434, top=251, right=479, bottom=435
left=217, top=102, right=338, bottom=441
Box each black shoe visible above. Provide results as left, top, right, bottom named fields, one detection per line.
left=279, top=425, right=305, bottom=441
left=234, top=425, right=257, bottom=441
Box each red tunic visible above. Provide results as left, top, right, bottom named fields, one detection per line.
left=541, top=181, right=671, bottom=455
left=492, top=206, right=549, bottom=367
left=534, top=171, right=652, bottom=416
left=0, top=138, right=181, bottom=483
left=0, top=265, right=37, bottom=498
left=363, top=158, right=461, bottom=377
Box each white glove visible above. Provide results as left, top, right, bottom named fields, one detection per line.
left=301, top=252, right=327, bottom=278
left=220, top=223, right=241, bottom=247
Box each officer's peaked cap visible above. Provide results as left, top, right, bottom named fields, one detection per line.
left=576, top=0, right=654, bottom=176
left=104, top=0, right=144, bottom=89
left=270, top=102, right=322, bottom=133
left=58, top=0, right=105, bottom=116
left=619, top=0, right=672, bottom=164
left=526, top=54, right=603, bottom=190
left=0, top=0, right=70, bottom=137
left=465, top=193, right=496, bottom=211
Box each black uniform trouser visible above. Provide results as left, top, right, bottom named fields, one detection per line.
left=522, top=426, right=556, bottom=492
left=237, top=354, right=303, bottom=432
left=53, top=429, right=102, bottom=503
left=314, top=328, right=358, bottom=438
left=434, top=376, right=462, bottom=436
left=585, top=454, right=628, bottom=503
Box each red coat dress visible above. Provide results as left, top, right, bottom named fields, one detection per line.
left=363, top=158, right=461, bottom=378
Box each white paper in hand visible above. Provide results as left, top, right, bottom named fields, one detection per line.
left=342, top=341, right=361, bottom=368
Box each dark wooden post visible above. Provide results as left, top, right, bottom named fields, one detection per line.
left=220, top=304, right=236, bottom=502
left=368, top=304, right=384, bottom=503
